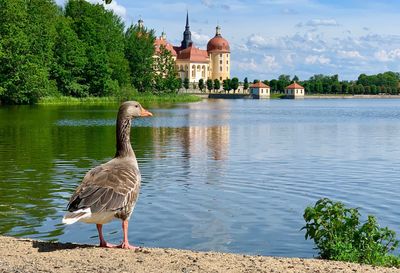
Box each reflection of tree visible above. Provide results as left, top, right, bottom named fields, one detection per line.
left=0, top=106, right=59, bottom=236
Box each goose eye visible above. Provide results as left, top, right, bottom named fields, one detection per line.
left=135, top=105, right=139, bottom=108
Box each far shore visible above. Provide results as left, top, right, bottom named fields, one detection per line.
left=0, top=236, right=398, bottom=273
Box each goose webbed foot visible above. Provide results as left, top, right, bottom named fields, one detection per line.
left=99, top=241, right=116, bottom=248
left=116, top=242, right=138, bottom=250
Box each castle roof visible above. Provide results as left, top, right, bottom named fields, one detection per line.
left=154, top=37, right=177, bottom=56
left=286, top=82, right=304, bottom=89
left=207, top=26, right=230, bottom=53
left=176, top=45, right=209, bottom=63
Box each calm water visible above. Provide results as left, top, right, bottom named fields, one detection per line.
left=1, top=99, right=400, bottom=258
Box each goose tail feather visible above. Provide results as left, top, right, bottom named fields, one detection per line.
left=62, top=208, right=91, bottom=225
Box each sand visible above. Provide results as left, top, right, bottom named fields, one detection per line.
left=0, top=236, right=399, bottom=273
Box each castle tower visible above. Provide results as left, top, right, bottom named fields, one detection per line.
left=207, top=25, right=230, bottom=81
left=180, top=11, right=193, bottom=49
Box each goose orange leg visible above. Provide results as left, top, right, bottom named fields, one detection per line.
left=116, top=220, right=137, bottom=250
left=96, top=224, right=115, bottom=248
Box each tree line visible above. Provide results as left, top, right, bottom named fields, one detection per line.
left=0, top=0, right=178, bottom=104
left=256, top=72, right=400, bottom=95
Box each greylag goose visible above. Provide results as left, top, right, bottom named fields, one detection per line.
left=62, top=101, right=152, bottom=249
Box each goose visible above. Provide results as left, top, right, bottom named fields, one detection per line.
left=62, top=101, right=153, bottom=249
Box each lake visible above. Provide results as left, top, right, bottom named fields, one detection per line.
left=1, top=98, right=400, bottom=258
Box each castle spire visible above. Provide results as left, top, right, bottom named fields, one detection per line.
left=181, top=11, right=192, bottom=49
left=216, top=25, right=221, bottom=36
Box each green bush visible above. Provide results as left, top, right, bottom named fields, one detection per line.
left=303, top=198, right=400, bottom=267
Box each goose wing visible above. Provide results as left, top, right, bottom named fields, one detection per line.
left=66, top=161, right=140, bottom=214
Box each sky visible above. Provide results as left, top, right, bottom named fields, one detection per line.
left=55, top=0, right=400, bottom=81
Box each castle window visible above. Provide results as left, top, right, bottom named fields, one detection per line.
left=226, top=60, right=229, bottom=64
left=220, top=66, right=222, bottom=72
left=220, top=60, right=222, bottom=65
left=220, top=54, right=222, bottom=58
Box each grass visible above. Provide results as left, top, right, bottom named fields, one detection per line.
left=270, top=93, right=285, bottom=99
left=38, top=92, right=202, bottom=106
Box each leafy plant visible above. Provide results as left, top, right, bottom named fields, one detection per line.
left=303, top=198, right=400, bottom=267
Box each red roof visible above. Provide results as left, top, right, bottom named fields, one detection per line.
left=154, top=38, right=177, bottom=56
left=207, top=35, right=230, bottom=53
left=250, top=82, right=270, bottom=88
left=176, top=45, right=209, bottom=63
left=285, top=82, right=304, bottom=89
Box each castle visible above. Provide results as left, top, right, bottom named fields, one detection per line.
left=154, top=12, right=231, bottom=83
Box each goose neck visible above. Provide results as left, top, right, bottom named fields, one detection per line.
left=115, top=116, right=134, bottom=158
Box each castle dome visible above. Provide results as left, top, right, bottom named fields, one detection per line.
left=207, top=26, right=230, bottom=53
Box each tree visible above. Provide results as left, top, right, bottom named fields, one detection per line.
left=269, top=79, right=278, bottom=92
left=243, top=77, right=249, bottom=91
left=51, top=17, right=88, bottom=97
left=198, top=79, right=205, bottom=92
left=331, top=82, right=341, bottom=94
left=214, top=79, right=220, bottom=91
left=277, top=74, right=290, bottom=92
left=153, top=45, right=179, bottom=93
left=206, top=79, right=213, bottom=92
left=183, top=78, right=190, bottom=91
left=223, top=79, right=231, bottom=93
left=230, top=77, right=239, bottom=92
left=66, top=0, right=129, bottom=95
left=0, top=0, right=53, bottom=104
left=292, top=75, right=299, bottom=83
left=124, top=24, right=155, bottom=92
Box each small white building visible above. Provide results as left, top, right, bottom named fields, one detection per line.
left=250, top=82, right=270, bottom=99
left=285, top=82, right=305, bottom=98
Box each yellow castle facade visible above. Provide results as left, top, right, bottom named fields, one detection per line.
left=154, top=12, right=231, bottom=83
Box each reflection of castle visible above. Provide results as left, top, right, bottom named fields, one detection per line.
left=154, top=12, right=231, bottom=83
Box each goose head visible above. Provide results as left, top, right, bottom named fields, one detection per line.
left=118, top=101, right=153, bottom=119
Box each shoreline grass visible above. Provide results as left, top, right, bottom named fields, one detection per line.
left=38, top=93, right=202, bottom=106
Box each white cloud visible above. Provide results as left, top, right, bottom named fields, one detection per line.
left=297, top=19, right=338, bottom=28
left=247, top=34, right=268, bottom=47
left=237, top=55, right=279, bottom=74
left=192, top=31, right=211, bottom=47
left=305, top=55, right=330, bottom=65
left=337, top=50, right=364, bottom=59
left=374, top=49, right=400, bottom=62
left=262, top=55, right=280, bottom=71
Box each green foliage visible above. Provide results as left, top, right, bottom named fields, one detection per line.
left=66, top=0, right=129, bottom=96
left=198, top=79, right=205, bottom=92
left=51, top=16, right=88, bottom=97
left=125, top=24, right=155, bottom=93
left=303, top=198, right=400, bottom=267
left=206, top=79, right=213, bottom=92
left=0, top=0, right=56, bottom=104
left=183, top=78, right=190, bottom=90
left=153, top=45, right=179, bottom=93
left=213, top=79, right=220, bottom=91
left=243, top=77, right=249, bottom=90
left=230, top=77, right=239, bottom=92
left=222, top=78, right=231, bottom=92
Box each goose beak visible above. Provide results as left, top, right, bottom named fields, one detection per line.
left=141, top=108, right=153, bottom=117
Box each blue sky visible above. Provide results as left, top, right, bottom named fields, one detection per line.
left=55, top=0, right=400, bottom=81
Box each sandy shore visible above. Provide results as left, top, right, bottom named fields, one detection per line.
left=0, top=236, right=399, bottom=273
